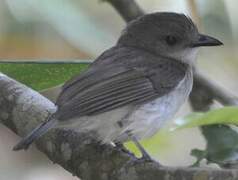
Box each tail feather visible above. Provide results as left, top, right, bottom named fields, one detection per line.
left=13, top=117, right=58, bottom=151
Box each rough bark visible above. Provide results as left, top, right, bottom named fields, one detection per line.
left=1, top=73, right=238, bottom=180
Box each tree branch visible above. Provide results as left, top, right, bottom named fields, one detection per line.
left=192, top=71, right=238, bottom=107
left=1, top=73, right=238, bottom=179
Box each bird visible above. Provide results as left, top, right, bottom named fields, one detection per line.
left=13, top=12, right=223, bottom=160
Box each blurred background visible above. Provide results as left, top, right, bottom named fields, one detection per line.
left=0, top=0, right=237, bottom=179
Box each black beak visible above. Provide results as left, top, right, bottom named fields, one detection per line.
left=191, top=34, right=223, bottom=47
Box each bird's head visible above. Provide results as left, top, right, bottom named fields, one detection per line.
left=117, top=12, right=223, bottom=65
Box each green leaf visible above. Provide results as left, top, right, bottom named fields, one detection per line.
left=193, top=125, right=238, bottom=168
left=0, top=63, right=88, bottom=90
left=190, top=148, right=208, bottom=167
left=172, top=106, right=238, bottom=130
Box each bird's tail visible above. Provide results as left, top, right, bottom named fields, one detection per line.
left=13, top=116, right=58, bottom=151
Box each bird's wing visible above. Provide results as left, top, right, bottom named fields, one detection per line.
left=55, top=55, right=187, bottom=121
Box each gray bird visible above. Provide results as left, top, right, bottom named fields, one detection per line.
left=13, top=12, right=223, bottom=160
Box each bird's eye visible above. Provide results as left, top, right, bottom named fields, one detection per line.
left=165, top=35, right=177, bottom=46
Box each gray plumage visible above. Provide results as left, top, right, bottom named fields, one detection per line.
left=56, top=47, right=188, bottom=120
left=13, top=12, right=223, bottom=152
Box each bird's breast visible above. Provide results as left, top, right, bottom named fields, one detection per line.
left=125, top=69, right=193, bottom=140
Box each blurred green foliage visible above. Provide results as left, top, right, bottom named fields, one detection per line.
left=173, top=106, right=238, bottom=130
left=0, top=63, right=88, bottom=90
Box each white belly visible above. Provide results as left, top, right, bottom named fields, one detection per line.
left=126, top=89, right=190, bottom=139
left=117, top=70, right=193, bottom=141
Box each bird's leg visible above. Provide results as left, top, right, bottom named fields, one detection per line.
left=115, top=142, right=130, bottom=154
left=115, top=121, right=132, bottom=154
left=116, top=111, right=152, bottom=161
left=127, top=132, right=153, bottom=161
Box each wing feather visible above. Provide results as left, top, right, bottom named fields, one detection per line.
left=56, top=68, right=158, bottom=120
left=55, top=47, right=188, bottom=121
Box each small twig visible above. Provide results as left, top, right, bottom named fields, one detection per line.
left=186, top=0, right=202, bottom=28
left=194, top=71, right=238, bottom=106
left=106, top=0, right=144, bottom=22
